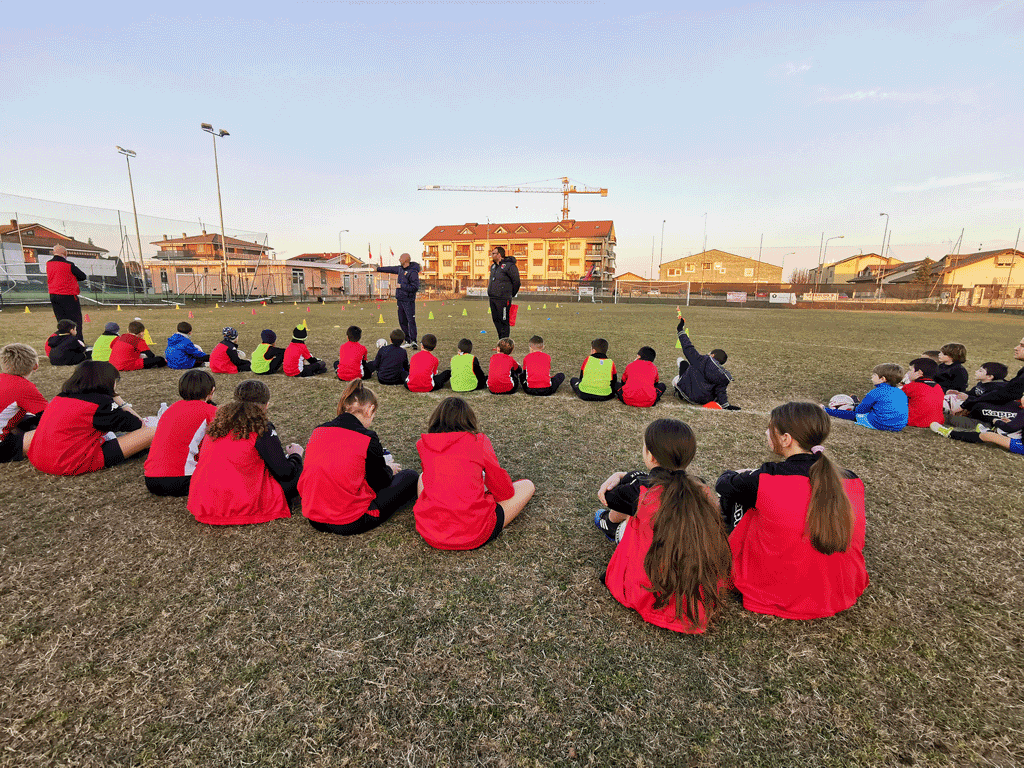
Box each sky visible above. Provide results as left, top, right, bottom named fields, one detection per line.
left=2, top=0, right=1022, bottom=277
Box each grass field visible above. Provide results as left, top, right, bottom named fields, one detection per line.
left=1, top=299, right=1022, bottom=767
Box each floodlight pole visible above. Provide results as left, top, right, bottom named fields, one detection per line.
left=877, top=213, right=890, bottom=298
left=202, top=124, right=231, bottom=301
left=117, top=146, right=147, bottom=295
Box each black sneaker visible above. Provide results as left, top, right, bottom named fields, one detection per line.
left=593, top=509, right=620, bottom=542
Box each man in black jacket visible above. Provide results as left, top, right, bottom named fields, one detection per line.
left=376, top=253, right=420, bottom=349
left=487, top=246, right=520, bottom=339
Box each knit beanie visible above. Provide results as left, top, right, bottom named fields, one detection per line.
left=222, top=326, right=238, bottom=340
left=103, top=322, right=119, bottom=334
left=291, top=322, right=308, bottom=343
left=261, top=329, right=277, bottom=344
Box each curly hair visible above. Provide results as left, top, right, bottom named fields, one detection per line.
left=207, top=379, right=271, bottom=441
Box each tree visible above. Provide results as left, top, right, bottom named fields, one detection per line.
left=789, top=268, right=813, bottom=284
left=914, top=258, right=934, bottom=283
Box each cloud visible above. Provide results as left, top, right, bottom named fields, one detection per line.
left=893, top=173, right=1008, bottom=193
left=784, top=62, right=811, bottom=76
left=820, top=88, right=975, bottom=105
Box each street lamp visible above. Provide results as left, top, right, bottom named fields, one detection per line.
left=338, top=230, right=349, bottom=256
left=201, top=123, right=231, bottom=300
left=815, top=236, right=844, bottom=292
left=655, top=219, right=665, bottom=280
left=877, top=212, right=890, bottom=298
left=780, top=251, right=795, bottom=283
left=116, top=146, right=146, bottom=294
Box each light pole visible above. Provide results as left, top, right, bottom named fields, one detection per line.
left=657, top=219, right=666, bottom=281
left=116, top=146, right=147, bottom=294
left=780, top=252, right=795, bottom=283
left=876, top=212, right=890, bottom=298
left=816, top=236, right=843, bottom=292
left=338, top=230, right=349, bottom=256
left=201, top=123, right=231, bottom=300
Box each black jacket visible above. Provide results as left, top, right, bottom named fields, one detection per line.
left=374, top=344, right=410, bottom=384
left=377, top=262, right=420, bottom=301
left=674, top=330, right=733, bottom=407
left=47, top=333, right=88, bottom=366
left=934, top=362, right=968, bottom=393
left=963, top=365, right=1024, bottom=411
left=487, top=256, right=521, bottom=299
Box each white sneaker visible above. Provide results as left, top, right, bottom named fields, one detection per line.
left=671, top=374, right=680, bottom=388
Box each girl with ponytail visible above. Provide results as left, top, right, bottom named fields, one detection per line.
left=299, top=380, right=419, bottom=534
left=602, top=419, right=732, bottom=634
left=716, top=401, right=868, bottom=620
left=187, top=379, right=304, bottom=525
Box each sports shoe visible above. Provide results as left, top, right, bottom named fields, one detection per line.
left=976, top=423, right=991, bottom=433
left=400, top=342, right=414, bottom=349
left=930, top=422, right=952, bottom=438
left=594, top=509, right=620, bottom=542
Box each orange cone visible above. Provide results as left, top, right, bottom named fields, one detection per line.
left=251, top=308, right=256, bottom=315
left=703, top=401, right=723, bottom=410
left=84, top=313, right=91, bottom=323
left=188, top=310, right=194, bottom=319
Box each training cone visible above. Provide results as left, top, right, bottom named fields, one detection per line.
left=23, top=306, right=30, bottom=313
left=306, top=306, right=311, bottom=313
left=377, top=314, right=384, bottom=324
left=294, top=301, right=297, bottom=306
left=116, top=305, right=122, bottom=311
left=428, top=311, right=434, bottom=320
left=215, top=302, right=220, bottom=308
left=251, top=308, right=256, bottom=315
left=175, top=304, right=180, bottom=310
left=84, top=313, right=90, bottom=323
left=556, top=303, right=560, bottom=308
left=527, top=305, right=531, bottom=310
left=462, top=308, right=468, bottom=316
left=188, top=310, right=194, bottom=319
left=262, top=301, right=266, bottom=306
left=143, top=329, right=154, bottom=345
left=676, top=338, right=682, bottom=349
left=703, top=401, right=723, bottom=410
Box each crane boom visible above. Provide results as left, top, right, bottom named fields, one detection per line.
left=418, top=177, right=608, bottom=221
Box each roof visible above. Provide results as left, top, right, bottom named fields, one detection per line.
left=151, top=233, right=272, bottom=251
left=823, top=252, right=901, bottom=269
left=421, top=220, right=615, bottom=242
left=660, top=249, right=771, bottom=268
left=937, top=248, right=1024, bottom=274
left=0, top=222, right=108, bottom=255
left=847, top=259, right=932, bottom=284
left=289, top=252, right=365, bottom=266
left=613, top=271, right=646, bottom=281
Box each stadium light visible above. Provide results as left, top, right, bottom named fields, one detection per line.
left=877, top=213, right=890, bottom=298
left=201, top=123, right=231, bottom=300
left=338, top=229, right=349, bottom=255
left=116, top=146, right=146, bottom=294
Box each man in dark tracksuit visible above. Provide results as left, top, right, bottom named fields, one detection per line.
left=377, top=253, right=420, bottom=349
left=487, top=246, right=520, bottom=339
left=46, top=244, right=88, bottom=343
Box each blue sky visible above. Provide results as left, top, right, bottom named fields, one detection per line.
left=2, top=0, right=1021, bottom=276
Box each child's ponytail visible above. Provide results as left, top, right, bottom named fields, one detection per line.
left=641, top=420, right=732, bottom=626
left=770, top=402, right=854, bottom=555
left=337, top=379, right=378, bottom=416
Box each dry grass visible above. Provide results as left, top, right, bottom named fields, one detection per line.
left=1, top=299, right=1022, bottom=767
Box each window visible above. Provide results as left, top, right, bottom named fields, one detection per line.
left=533, top=242, right=543, bottom=250
left=442, top=259, right=452, bottom=267
left=548, top=259, right=564, bottom=272
left=702, top=262, right=712, bottom=270
left=442, top=244, right=452, bottom=252
left=669, top=269, right=681, bottom=276
left=570, top=242, right=580, bottom=250
left=533, top=259, right=544, bottom=267
left=569, top=258, right=580, bottom=266
left=475, top=260, right=484, bottom=267
left=456, top=261, right=469, bottom=272
left=996, top=252, right=1014, bottom=266
left=744, top=268, right=754, bottom=277
left=685, top=264, right=696, bottom=273
left=429, top=246, right=438, bottom=256
left=714, top=262, right=722, bottom=269
left=475, top=244, right=485, bottom=251
left=549, top=245, right=565, bottom=255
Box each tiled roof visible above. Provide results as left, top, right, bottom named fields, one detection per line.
left=421, top=220, right=614, bottom=242
left=0, top=230, right=108, bottom=255
left=937, top=249, right=1024, bottom=273
left=152, top=233, right=272, bottom=250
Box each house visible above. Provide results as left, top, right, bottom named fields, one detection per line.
left=420, top=220, right=616, bottom=287
left=288, top=252, right=364, bottom=267
left=612, top=271, right=646, bottom=282
left=658, top=250, right=781, bottom=284
left=934, top=248, right=1024, bottom=306
left=810, top=253, right=902, bottom=285
left=0, top=219, right=115, bottom=285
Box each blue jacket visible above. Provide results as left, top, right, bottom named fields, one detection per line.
left=377, top=262, right=420, bottom=301
left=165, top=333, right=206, bottom=369
left=373, top=343, right=410, bottom=384
left=856, top=383, right=908, bottom=431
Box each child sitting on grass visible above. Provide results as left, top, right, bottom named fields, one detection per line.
left=449, top=338, right=487, bottom=392
left=110, top=320, right=167, bottom=371
left=903, top=357, right=944, bottom=428
left=414, top=397, right=535, bottom=550
left=522, top=335, right=565, bottom=396
left=373, top=328, right=411, bottom=385
left=947, top=362, right=1008, bottom=415
left=210, top=327, right=251, bottom=373
left=570, top=338, right=617, bottom=402
left=284, top=322, right=328, bottom=377
left=165, top=321, right=209, bottom=370
left=824, top=363, right=908, bottom=432
left=335, top=325, right=375, bottom=381
left=0, top=343, right=48, bottom=463
left=91, top=322, right=119, bottom=363
left=187, top=379, right=304, bottom=525
left=717, top=402, right=868, bottom=620
left=300, top=380, right=420, bottom=535
left=27, top=361, right=156, bottom=476
left=406, top=334, right=450, bottom=392
left=930, top=420, right=1024, bottom=456
left=487, top=337, right=521, bottom=395
left=251, top=330, right=286, bottom=375
left=599, top=418, right=731, bottom=634
left=934, top=343, right=969, bottom=393
left=46, top=319, right=89, bottom=366
left=144, top=369, right=218, bottom=497
left=615, top=346, right=666, bottom=407
left=672, top=318, right=738, bottom=409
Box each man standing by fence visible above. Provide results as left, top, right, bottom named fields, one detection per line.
left=46, top=244, right=87, bottom=343
left=488, top=246, right=520, bottom=339
left=377, top=252, right=420, bottom=349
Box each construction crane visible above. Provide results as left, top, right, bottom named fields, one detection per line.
left=419, top=177, right=608, bottom=222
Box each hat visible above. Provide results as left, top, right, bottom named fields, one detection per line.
left=291, top=321, right=308, bottom=343
left=222, top=326, right=238, bottom=340
left=261, top=329, right=277, bottom=344
left=103, top=321, right=120, bottom=334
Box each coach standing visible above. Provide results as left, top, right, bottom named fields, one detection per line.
left=376, top=252, right=420, bottom=349
left=487, top=246, right=520, bottom=339
left=47, top=244, right=87, bottom=343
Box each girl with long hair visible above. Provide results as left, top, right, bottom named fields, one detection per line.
left=27, top=360, right=156, bottom=476
left=602, top=419, right=732, bottom=634
left=716, top=401, right=868, bottom=620
left=187, top=379, right=303, bottom=525
left=299, top=380, right=419, bottom=534
left=414, top=397, right=535, bottom=550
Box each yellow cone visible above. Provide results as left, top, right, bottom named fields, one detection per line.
left=23, top=306, right=30, bottom=313
left=428, top=311, right=434, bottom=320
left=116, top=305, right=122, bottom=311
left=294, top=301, right=297, bottom=306
left=215, top=302, right=220, bottom=308
left=143, top=329, right=154, bottom=345
left=676, top=337, right=682, bottom=349
left=556, top=303, right=560, bottom=308
left=527, top=305, right=531, bottom=310
left=377, top=314, right=385, bottom=324
left=543, top=304, right=547, bottom=309
left=462, top=308, right=468, bottom=316
left=175, top=304, right=180, bottom=310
